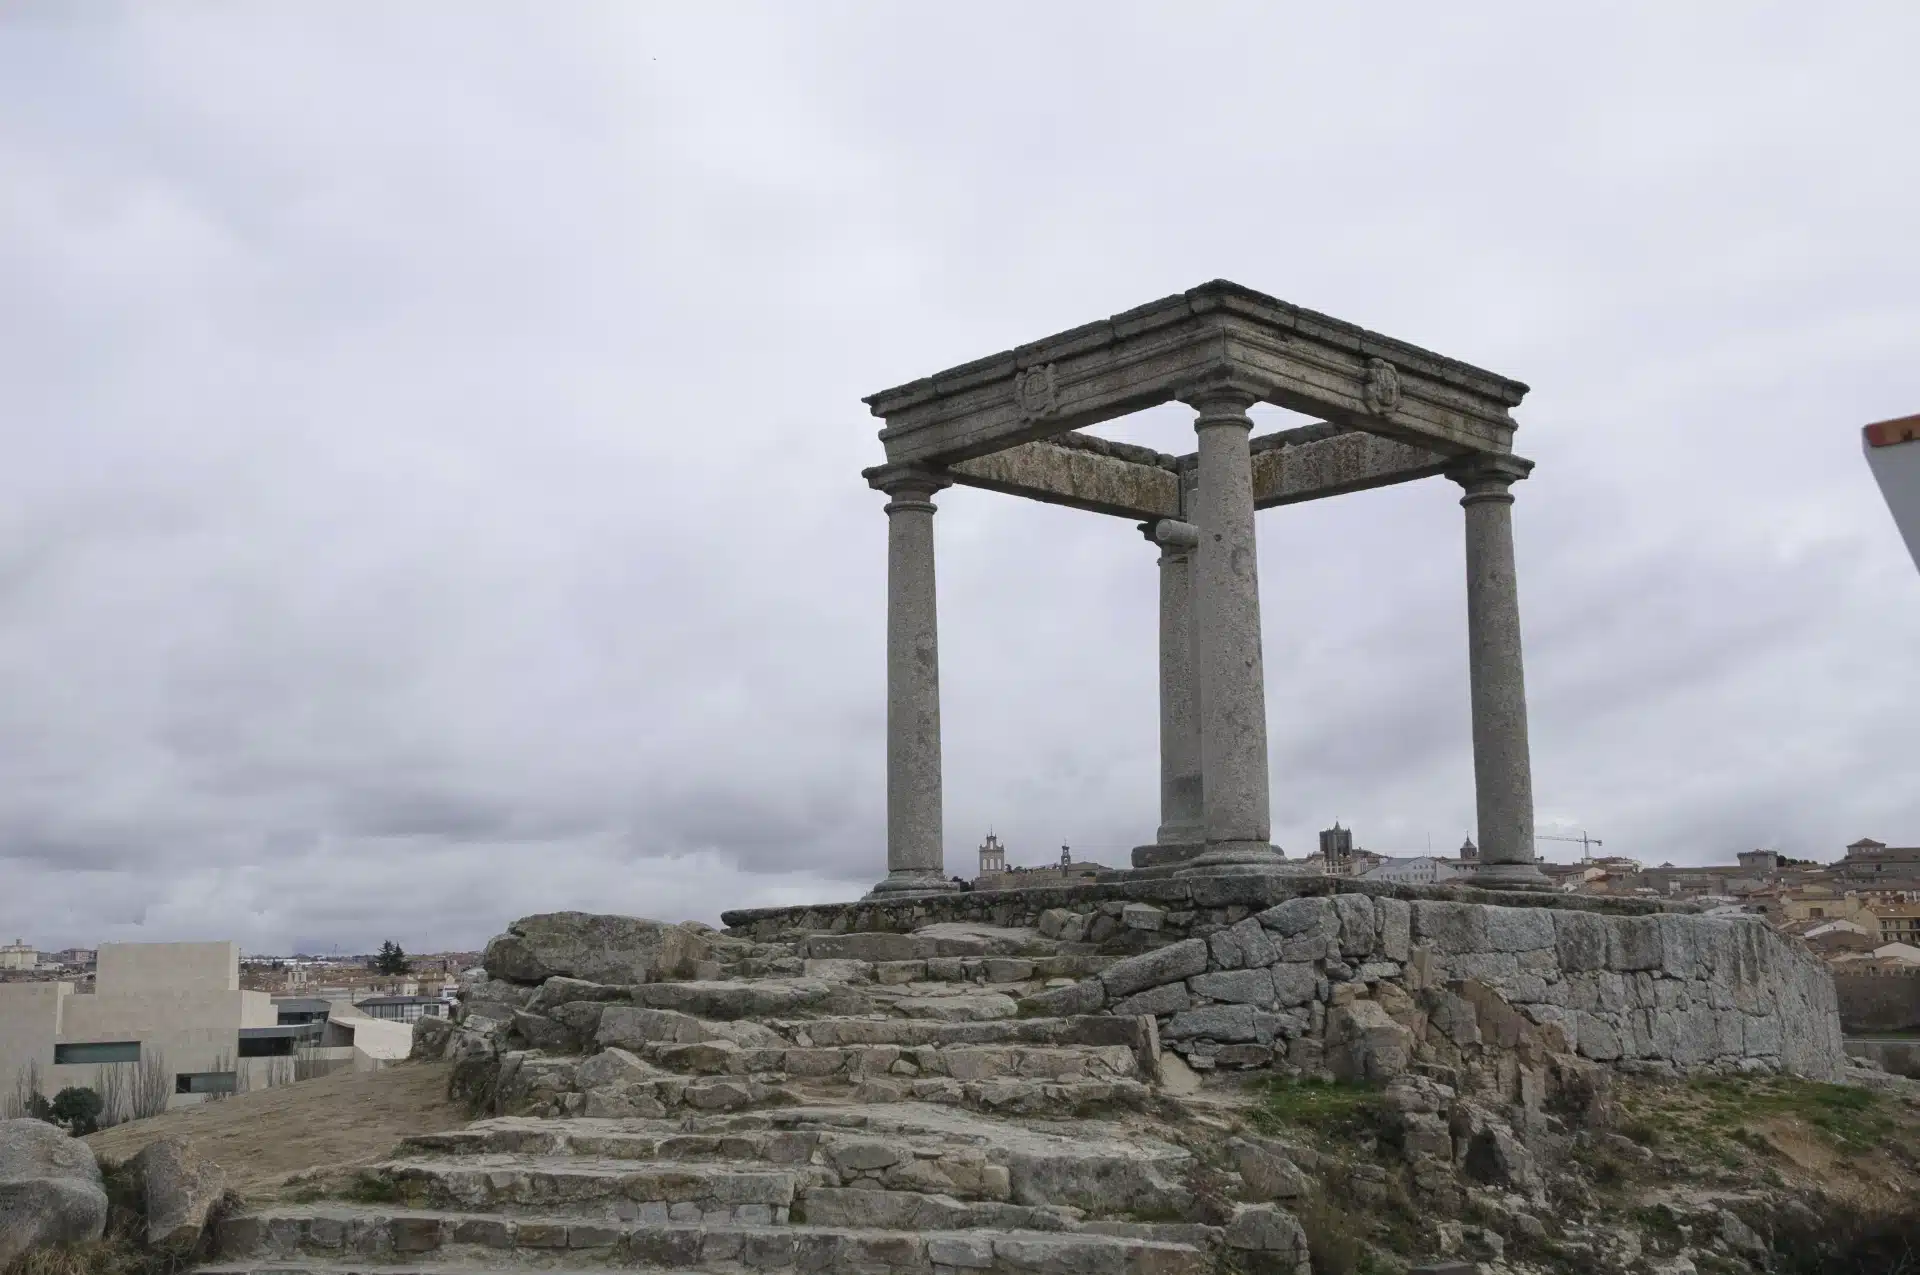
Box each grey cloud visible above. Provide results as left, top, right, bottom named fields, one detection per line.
left=0, top=5, right=1916, bottom=952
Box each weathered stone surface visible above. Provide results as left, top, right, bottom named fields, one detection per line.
left=1333, top=893, right=1378, bottom=957
left=1375, top=898, right=1412, bottom=962
left=1208, top=917, right=1278, bottom=970
left=1190, top=968, right=1276, bottom=1005
left=1122, top=903, right=1166, bottom=931
left=574, top=1046, right=658, bottom=1089
left=595, top=1005, right=782, bottom=1052
left=1455, top=1106, right=1539, bottom=1191
left=1324, top=1000, right=1414, bottom=1082
left=629, top=979, right=834, bottom=1021
left=1224, top=1203, right=1311, bottom=1271
left=983, top=958, right=1036, bottom=984
left=1270, top=964, right=1318, bottom=1008
left=484, top=912, right=712, bottom=986
left=1229, top=1139, right=1309, bottom=1200
left=1166, top=1004, right=1260, bottom=1043
left=1255, top=896, right=1335, bottom=937
left=1484, top=905, right=1556, bottom=953
left=1111, top=983, right=1193, bottom=1018
left=1020, top=980, right=1107, bottom=1017
left=129, top=1137, right=225, bottom=1249
left=511, top=1009, right=578, bottom=1052
left=1554, top=909, right=1610, bottom=972
left=1101, top=939, right=1209, bottom=999
left=0, top=1119, right=108, bottom=1267
left=1411, top=901, right=1488, bottom=954
left=409, top=1013, right=455, bottom=1060
left=897, top=993, right=1018, bottom=1022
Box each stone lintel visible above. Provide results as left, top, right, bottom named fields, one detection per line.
left=1248, top=429, right=1455, bottom=509
left=945, top=438, right=1181, bottom=521
left=865, top=280, right=1529, bottom=468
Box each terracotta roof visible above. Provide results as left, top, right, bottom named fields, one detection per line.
left=1864, top=414, right=1920, bottom=448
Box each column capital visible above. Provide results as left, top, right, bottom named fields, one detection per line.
left=1176, top=371, right=1266, bottom=424
left=865, top=462, right=952, bottom=507
left=1448, top=453, right=1535, bottom=505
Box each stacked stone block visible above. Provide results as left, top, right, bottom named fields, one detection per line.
left=1020, top=896, right=1845, bottom=1082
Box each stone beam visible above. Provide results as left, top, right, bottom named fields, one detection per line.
left=943, top=435, right=1181, bottom=521
left=866, top=279, right=1528, bottom=468
left=1247, top=426, right=1454, bottom=509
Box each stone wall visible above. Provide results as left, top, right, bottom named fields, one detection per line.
left=1016, top=895, right=1844, bottom=1084
left=1833, top=969, right=1920, bottom=1033
left=721, top=874, right=1683, bottom=945
left=1845, top=1038, right=1920, bottom=1078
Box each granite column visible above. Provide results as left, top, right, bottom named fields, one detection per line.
left=1452, top=455, right=1547, bottom=888
left=1134, top=517, right=1204, bottom=864
left=868, top=465, right=957, bottom=896
left=1179, top=385, right=1283, bottom=872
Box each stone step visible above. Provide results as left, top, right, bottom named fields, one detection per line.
left=805, top=953, right=1105, bottom=988
left=797, top=1185, right=1081, bottom=1232
left=398, top=1104, right=1197, bottom=1218
left=202, top=1267, right=702, bottom=1274
left=375, top=1157, right=820, bottom=1223
left=214, top=1206, right=1211, bottom=1274
left=633, top=1037, right=1142, bottom=1084
left=775, top=1012, right=1153, bottom=1052
left=373, top=1159, right=1087, bottom=1232
left=794, top=924, right=1046, bottom=962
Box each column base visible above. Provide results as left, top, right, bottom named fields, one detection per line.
left=1175, top=840, right=1287, bottom=876
left=1471, top=861, right=1552, bottom=890
left=866, top=870, right=960, bottom=899
left=1131, top=841, right=1205, bottom=870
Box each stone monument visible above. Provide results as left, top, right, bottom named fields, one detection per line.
left=862, top=281, right=1545, bottom=896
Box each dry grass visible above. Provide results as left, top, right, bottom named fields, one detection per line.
left=83, top=1060, right=459, bottom=1198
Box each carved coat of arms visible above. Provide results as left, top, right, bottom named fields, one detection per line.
left=1013, top=363, right=1058, bottom=421
left=1362, top=358, right=1401, bottom=415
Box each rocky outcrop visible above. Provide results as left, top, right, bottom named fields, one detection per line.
left=127, top=1136, right=226, bottom=1249
left=482, top=912, right=715, bottom=986
left=0, top=1118, right=108, bottom=1266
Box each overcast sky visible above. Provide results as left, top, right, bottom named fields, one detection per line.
left=1, top=4, right=1915, bottom=955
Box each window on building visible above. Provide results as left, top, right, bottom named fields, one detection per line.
left=238, top=1035, right=295, bottom=1058
left=174, top=1072, right=236, bottom=1095
left=1809, top=907, right=1825, bottom=918
left=53, top=1041, right=140, bottom=1065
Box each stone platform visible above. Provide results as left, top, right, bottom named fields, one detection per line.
left=719, top=870, right=1688, bottom=941
left=725, top=874, right=1844, bottom=1084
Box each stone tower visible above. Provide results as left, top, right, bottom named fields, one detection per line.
left=1319, top=824, right=1355, bottom=875
left=978, top=833, right=1006, bottom=875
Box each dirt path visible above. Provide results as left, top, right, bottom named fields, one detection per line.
left=84, top=1061, right=461, bottom=1197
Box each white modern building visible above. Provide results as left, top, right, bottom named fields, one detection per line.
left=0, top=940, right=410, bottom=1119
left=1360, top=855, right=1475, bottom=886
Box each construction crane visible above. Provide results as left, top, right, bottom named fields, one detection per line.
left=1864, top=413, right=1920, bottom=574
left=1538, top=831, right=1603, bottom=863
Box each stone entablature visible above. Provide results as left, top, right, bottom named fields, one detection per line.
left=865, top=281, right=1527, bottom=466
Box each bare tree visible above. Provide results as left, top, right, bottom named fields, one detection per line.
left=132, top=1047, right=170, bottom=1119
left=204, top=1048, right=236, bottom=1102
left=293, top=1039, right=331, bottom=1083
left=3, top=1059, right=46, bottom=1120
left=94, top=1060, right=131, bottom=1128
